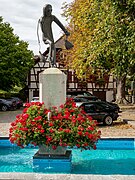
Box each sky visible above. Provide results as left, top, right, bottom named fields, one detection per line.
left=0, top=0, right=73, bottom=55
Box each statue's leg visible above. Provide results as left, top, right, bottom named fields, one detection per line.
left=43, top=39, right=56, bottom=67
left=49, top=42, right=56, bottom=67
left=52, top=44, right=56, bottom=67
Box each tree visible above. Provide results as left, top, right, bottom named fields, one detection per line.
left=0, top=17, right=34, bottom=91
left=62, top=0, right=135, bottom=103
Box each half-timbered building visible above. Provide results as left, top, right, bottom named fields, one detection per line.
left=26, top=36, right=116, bottom=102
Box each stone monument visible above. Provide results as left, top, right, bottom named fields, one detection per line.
left=39, top=68, right=67, bottom=109
left=33, top=4, right=73, bottom=173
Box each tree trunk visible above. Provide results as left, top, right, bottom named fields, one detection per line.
left=116, top=75, right=129, bottom=104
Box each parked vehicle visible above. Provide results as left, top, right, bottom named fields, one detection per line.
left=67, top=91, right=121, bottom=112
left=31, top=97, right=39, bottom=102
left=11, top=97, right=23, bottom=109
left=75, top=95, right=121, bottom=112
left=76, top=101, right=119, bottom=126
left=0, top=98, right=17, bottom=111
left=67, top=91, right=98, bottom=101
left=99, top=100, right=121, bottom=113
left=72, top=96, right=90, bottom=102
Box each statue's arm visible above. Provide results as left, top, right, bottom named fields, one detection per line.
left=53, top=15, right=70, bottom=36
left=39, top=17, right=44, bottom=33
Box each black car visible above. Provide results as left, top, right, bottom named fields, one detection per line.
left=67, top=91, right=98, bottom=101
left=77, top=101, right=119, bottom=126
left=70, top=93, right=121, bottom=113
left=0, top=98, right=17, bottom=111
left=11, top=97, right=23, bottom=109
left=100, top=101, right=121, bottom=113
left=72, top=96, right=90, bottom=102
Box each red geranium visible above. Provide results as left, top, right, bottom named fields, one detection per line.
left=9, top=99, right=101, bottom=150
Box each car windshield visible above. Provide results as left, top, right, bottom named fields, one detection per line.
left=83, top=92, right=93, bottom=96
left=32, top=97, right=39, bottom=102
left=73, top=97, right=89, bottom=102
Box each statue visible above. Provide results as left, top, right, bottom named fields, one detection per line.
left=38, top=4, right=70, bottom=67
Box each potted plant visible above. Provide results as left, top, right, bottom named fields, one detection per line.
left=9, top=99, right=101, bottom=154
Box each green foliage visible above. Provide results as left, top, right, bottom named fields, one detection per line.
left=62, top=0, right=135, bottom=79
left=0, top=17, right=34, bottom=91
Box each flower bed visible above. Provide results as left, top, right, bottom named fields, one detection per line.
left=9, top=99, right=101, bottom=150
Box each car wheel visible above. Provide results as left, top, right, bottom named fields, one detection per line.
left=1, top=105, right=8, bottom=111
left=103, top=116, right=113, bottom=126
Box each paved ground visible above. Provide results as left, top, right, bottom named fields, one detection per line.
left=0, top=108, right=23, bottom=137
left=98, top=109, right=135, bottom=138
left=0, top=105, right=135, bottom=137
left=0, top=173, right=135, bottom=180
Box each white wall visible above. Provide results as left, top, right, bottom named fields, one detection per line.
left=106, top=91, right=114, bottom=102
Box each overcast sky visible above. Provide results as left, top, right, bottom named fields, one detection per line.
left=0, top=0, right=73, bottom=55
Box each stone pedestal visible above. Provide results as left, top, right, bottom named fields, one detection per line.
left=39, top=68, right=67, bottom=109
left=38, top=145, right=67, bottom=155
left=35, top=68, right=71, bottom=173
left=33, top=150, right=72, bottom=173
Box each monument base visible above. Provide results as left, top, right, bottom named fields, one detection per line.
left=33, top=150, right=72, bottom=173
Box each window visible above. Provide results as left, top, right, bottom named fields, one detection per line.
left=84, top=104, right=95, bottom=113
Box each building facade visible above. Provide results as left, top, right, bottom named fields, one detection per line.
left=26, top=37, right=116, bottom=102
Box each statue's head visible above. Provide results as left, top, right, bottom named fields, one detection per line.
left=43, top=4, right=52, bottom=17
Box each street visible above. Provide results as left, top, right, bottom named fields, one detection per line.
left=0, top=108, right=24, bottom=137
left=0, top=106, right=135, bottom=137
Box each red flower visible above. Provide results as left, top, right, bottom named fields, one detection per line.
left=31, top=142, right=37, bottom=146
left=78, top=131, right=83, bottom=136
left=88, top=134, right=93, bottom=139
left=64, top=129, right=71, bottom=133
left=58, top=127, right=63, bottom=131
left=93, top=144, right=97, bottom=150
left=31, top=121, right=36, bottom=125
left=24, top=103, right=31, bottom=107
left=46, top=136, right=52, bottom=142
left=78, top=125, right=84, bottom=131
left=76, top=144, right=80, bottom=148
left=38, top=125, right=42, bottom=129
left=22, top=113, right=29, bottom=120
left=11, top=122, right=16, bottom=126
left=87, top=126, right=94, bottom=131
left=34, top=116, right=42, bottom=121
left=52, top=145, right=57, bottom=150
left=16, top=114, right=21, bottom=118
left=40, top=129, right=45, bottom=133
left=60, top=104, right=64, bottom=108
left=49, top=122, right=53, bottom=127
left=9, top=99, right=100, bottom=150
left=84, top=143, right=88, bottom=146
left=23, top=108, right=28, bottom=113
left=20, top=127, right=28, bottom=131
left=49, top=129, right=54, bottom=133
